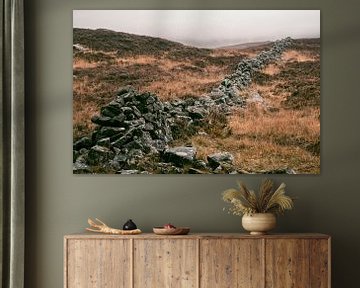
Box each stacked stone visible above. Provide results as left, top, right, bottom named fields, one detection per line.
left=211, top=37, right=293, bottom=101
left=73, top=88, right=173, bottom=173
left=73, top=37, right=294, bottom=174
left=73, top=88, right=233, bottom=174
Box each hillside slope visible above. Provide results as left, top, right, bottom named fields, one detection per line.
left=73, top=28, right=211, bottom=58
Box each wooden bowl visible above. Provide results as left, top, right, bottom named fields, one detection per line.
left=153, top=227, right=190, bottom=235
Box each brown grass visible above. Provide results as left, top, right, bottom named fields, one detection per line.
left=73, top=59, right=100, bottom=69
left=73, top=100, right=97, bottom=139
left=282, top=50, right=317, bottom=62
left=142, top=73, right=222, bottom=101
left=229, top=106, right=320, bottom=144
left=73, top=51, right=242, bottom=136
left=187, top=104, right=320, bottom=174
left=262, top=64, right=281, bottom=75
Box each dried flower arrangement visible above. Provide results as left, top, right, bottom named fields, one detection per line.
left=222, top=179, right=294, bottom=216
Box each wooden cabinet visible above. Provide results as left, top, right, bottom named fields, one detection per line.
left=64, top=233, right=330, bottom=288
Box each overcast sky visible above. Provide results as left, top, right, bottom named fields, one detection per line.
left=73, top=10, right=320, bottom=48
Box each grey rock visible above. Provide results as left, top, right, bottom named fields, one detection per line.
left=146, top=96, right=156, bottom=104
left=144, top=122, right=154, bottom=131
left=163, top=146, right=197, bottom=167
left=121, top=106, right=133, bottom=115
left=79, top=148, right=88, bottom=155
left=101, top=102, right=122, bottom=118
left=213, top=165, right=223, bottom=173
left=123, top=118, right=145, bottom=128
left=119, top=170, right=140, bottom=175
left=87, top=145, right=115, bottom=166
left=131, top=106, right=142, bottom=118
left=186, top=106, right=207, bottom=119
left=207, top=152, right=235, bottom=169
left=135, top=92, right=150, bottom=103
left=113, top=154, right=127, bottom=164
left=73, top=160, right=91, bottom=174
left=122, top=91, right=136, bottom=102
left=127, top=149, right=144, bottom=159
left=91, top=115, right=112, bottom=126
left=109, top=160, right=122, bottom=171
left=109, top=114, right=126, bottom=126
left=96, top=127, right=125, bottom=141
left=97, top=137, right=111, bottom=149
left=123, top=140, right=144, bottom=151
left=261, top=168, right=297, bottom=174
left=193, top=159, right=207, bottom=169
left=152, top=140, right=168, bottom=152
left=143, top=113, right=156, bottom=123
left=73, top=136, right=92, bottom=150
left=188, top=168, right=206, bottom=174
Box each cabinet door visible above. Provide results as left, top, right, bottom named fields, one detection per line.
left=309, top=239, right=330, bottom=288
left=266, top=239, right=310, bottom=288
left=200, top=239, right=264, bottom=288
left=134, top=239, right=198, bottom=288
left=66, top=239, right=131, bottom=288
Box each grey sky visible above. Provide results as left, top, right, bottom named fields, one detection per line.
left=73, top=10, right=320, bottom=48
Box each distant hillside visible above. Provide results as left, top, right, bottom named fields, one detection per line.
left=219, top=41, right=272, bottom=50
left=73, top=28, right=211, bottom=58
left=219, top=38, right=320, bottom=53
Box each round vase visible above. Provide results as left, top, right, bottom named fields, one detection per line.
left=242, top=213, right=276, bottom=235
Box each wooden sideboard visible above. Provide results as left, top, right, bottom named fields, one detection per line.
left=64, top=233, right=330, bottom=288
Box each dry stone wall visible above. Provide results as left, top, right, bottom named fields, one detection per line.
left=73, top=38, right=295, bottom=174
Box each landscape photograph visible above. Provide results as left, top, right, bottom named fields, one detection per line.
left=72, top=10, right=320, bottom=175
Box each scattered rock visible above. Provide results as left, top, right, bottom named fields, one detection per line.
left=73, top=155, right=91, bottom=174
left=73, top=136, right=92, bottom=150
left=87, top=145, right=115, bottom=166
left=163, top=146, right=197, bottom=167
left=97, top=137, right=111, bottom=149
left=259, top=168, right=297, bottom=174
left=188, top=168, right=206, bottom=174
left=207, top=152, right=235, bottom=169
left=118, top=170, right=140, bottom=175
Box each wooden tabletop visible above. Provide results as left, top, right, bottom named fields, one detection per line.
left=65, top=232, right=330, bottom=240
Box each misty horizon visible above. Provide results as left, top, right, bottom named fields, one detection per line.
left=73, top=10, right=320, bottom=49
left=73, top=27, right=320, bottom=49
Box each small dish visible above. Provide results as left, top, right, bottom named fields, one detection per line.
left=153, top=227, right=190, bottom=235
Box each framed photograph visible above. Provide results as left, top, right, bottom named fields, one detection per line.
left=72, top=10, right=320, bottom=175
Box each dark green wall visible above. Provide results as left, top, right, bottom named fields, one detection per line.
left=25, top=0, right=360, bottom=287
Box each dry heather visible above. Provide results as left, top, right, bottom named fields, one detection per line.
left=73, top=49, right=245, bottom=138
left=73, top=34, right=320, bottom=173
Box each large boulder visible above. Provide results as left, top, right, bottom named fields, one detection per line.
left=163, top=146, right=197, bottom=167
left=207, top=152, right=234, bottom=169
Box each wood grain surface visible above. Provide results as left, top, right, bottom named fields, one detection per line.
left=66, top=239, right=131, bottom=288
left=64, top=233, right=330, bottom=288
left=133, top=239, right=198, bottom=288
left=265, top=239, right=310, bottom=288
left=200, top=239, right=264, bottom=288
